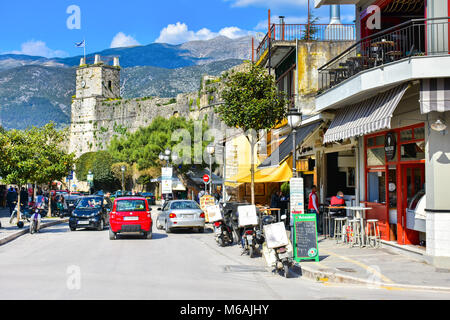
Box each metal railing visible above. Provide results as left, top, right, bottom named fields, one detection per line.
left=256, top=23, right=356, bottom=61
left=318, top=17, right=450, bottom=93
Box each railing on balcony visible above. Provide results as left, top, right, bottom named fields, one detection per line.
left=318, top=17, right=450, bottom=93
left=256, top=23, right=356, bottom=61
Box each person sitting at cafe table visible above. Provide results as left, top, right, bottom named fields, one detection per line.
left=330, top=191, right=346, bottom=217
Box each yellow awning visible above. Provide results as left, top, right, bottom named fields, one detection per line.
left=229, top=157, right=294, bottom=184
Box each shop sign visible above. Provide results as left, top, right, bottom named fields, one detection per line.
left=385, top=132, right=397, bottom=161
left=290, top=178, right=304, bottom=216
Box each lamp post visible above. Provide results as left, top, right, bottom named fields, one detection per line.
left=121, top=165, right=126, bottom=193
left=287, top=108, right=302, bottom=178
left=206, top=144, right=215, bottom=195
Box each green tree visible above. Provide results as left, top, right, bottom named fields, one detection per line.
left=0, top=123, right=75, bottom=219
left=216, top=62, right=288, bottom=204
left=75, top=151, right=119, bottom=192
left=108, top=116, right=211, bottom=172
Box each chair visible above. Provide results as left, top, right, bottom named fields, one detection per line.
left=348, top=218, right=363, bottom=248
left=366, top=219, right=381, bottom=248
left=334, top=217, right=348, bottom=244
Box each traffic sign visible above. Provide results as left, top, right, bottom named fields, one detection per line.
left=203, top=174, right=210, bottom=183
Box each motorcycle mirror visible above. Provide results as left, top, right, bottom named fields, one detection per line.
left=281, top=215, right=287, bottom=221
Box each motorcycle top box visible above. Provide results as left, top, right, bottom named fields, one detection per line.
left=263, top=222, right=289, bottom=249
left=237, top=205, right=258, bottom=227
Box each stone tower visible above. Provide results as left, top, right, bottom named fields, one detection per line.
left=69, top=55, right=121, bottom=157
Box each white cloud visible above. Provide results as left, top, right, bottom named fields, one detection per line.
left=110, top=32, right=141, bottom=48
left=155, top=22, right=255, bottom=45
left=10, top=40, right=68, bottom=58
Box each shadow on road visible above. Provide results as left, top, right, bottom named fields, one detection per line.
left=116, top=232, right=168, bottom=240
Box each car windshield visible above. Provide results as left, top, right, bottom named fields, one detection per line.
left=116, top=200, right=146, bottom=212
left=76, top=198, right=102, bottom=209
left=170, top=201, right=200, bottom=210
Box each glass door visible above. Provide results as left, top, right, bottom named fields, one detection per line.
left=399, top=164, right=425, bottom=245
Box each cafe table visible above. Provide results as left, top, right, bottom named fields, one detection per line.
left=346, top=207, right=373, bottom=246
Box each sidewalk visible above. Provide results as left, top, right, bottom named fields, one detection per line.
left=0, top=208, right=68, bottom=246
left=296, top=236, right=450, bottom=292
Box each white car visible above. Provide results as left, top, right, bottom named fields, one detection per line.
left=156, top=200, right=205, bottom=233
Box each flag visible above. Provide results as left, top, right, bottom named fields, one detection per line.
left=75, top=40, right=85, bottom=48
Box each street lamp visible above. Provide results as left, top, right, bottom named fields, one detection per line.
left=287, top=108, right=302, bottom=178
left=121, top=165, right=126, bottom=193
left=206, top=144, right=215, bottom=194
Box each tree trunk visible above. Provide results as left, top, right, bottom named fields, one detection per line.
left=250, top=138, right=256, bottom=205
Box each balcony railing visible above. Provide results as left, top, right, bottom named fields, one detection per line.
left=318, top=17, right=450, bottom=93
left=256, top=23, right=356, bottom=61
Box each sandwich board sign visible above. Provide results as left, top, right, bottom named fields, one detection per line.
left=292, top=214, right=319, bottom=262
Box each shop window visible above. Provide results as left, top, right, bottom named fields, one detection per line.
left=401, top=141, right=425, bottom=161
left=400, top=129, right=413, bottom=142
left=414, top=127, right=425, bottom=140
left=367, top=135, right=384, bottom=147
left=368, top=171, right=386, bottom=204
left=388, top=169, right=397, bottom=208
left=367, top=147, right=385, bottom=166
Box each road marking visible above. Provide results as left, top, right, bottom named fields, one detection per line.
left=321, top=248, right=394, bottom=284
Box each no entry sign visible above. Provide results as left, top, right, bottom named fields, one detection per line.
left=203, top=174, right=210, bottom=183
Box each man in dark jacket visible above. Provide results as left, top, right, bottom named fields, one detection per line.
left=270, top=190, right=280, bottom=209
left=6, top=187, right=18, bottom=215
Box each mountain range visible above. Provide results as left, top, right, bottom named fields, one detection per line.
left=0, top=36, right=254, bottom=129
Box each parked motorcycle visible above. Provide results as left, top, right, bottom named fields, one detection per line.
left=30, top=210, right=41, bottom=234
left=241, top=225, right=257, bottom=258
left=262, top=214, right=294, bottom=278
left=214, top=203, right=234, bottom=247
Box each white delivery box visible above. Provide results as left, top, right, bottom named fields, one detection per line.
left=263, top=222, right=289, bottom=249
left=238, top=205, right=259, bottom=227
left=206, top=205, right=223, bottom=223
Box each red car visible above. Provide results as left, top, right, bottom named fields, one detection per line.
left=109, top=197, right=153, bottom=240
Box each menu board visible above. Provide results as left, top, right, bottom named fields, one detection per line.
left=290, top=178, right=304, bottom=218
left=200, top=195, right=215, bottom=223
left=293, top=214, right=319, bottom=262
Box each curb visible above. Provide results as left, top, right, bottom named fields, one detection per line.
left=297, top=263, right=450, bottom=293
left=0, top=218, right=69, bottom=247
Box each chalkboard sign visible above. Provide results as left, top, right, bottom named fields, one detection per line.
left=293, top=214, right=319, bottom=262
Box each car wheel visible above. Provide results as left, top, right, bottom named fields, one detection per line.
left=97, top=219, right=104, bottom=231
left=156, top=219, right=163, bottom=230
left=70, top=227, right=76, bottom=231
left=144, top=230, right=153, bottom=240
left=197, top=227, right=205, bottom=233
left=165, top=222, right=171, bottom=234
left=109, top=228, right=116, bottom=240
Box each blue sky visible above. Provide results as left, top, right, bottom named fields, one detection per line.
left=0, top=0, right=355, bottom=58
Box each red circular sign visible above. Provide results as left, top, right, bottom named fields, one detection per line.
left=203, top=174, right=210, bottom=183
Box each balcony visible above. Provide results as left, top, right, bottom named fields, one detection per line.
left=256, top=23, right=356, bottom=63
left=318, top=17, right=450, bottom=93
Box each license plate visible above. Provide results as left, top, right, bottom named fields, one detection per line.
left=124, top=216, right=139, bottom=221
left=215, top=228, right=221, bottom=234
left=183, top=215, right=194, bottom=219
left=279, top=252, right=290, bottom=259
left=78, top=221, right=89, bottom=225
left=247, top=235, right=253, bottom=241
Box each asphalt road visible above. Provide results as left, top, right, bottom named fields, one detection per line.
left=1, top=211, right=450, bottom=300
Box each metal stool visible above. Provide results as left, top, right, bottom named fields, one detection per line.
left=334, top=217, right=348, bottom=244
left=366, top=219, right=381, bottom=248
left=323, top=212, right=332, bottom=238
left=348, top=218, right=363, bottom=247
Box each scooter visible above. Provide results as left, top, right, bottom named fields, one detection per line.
left=30, top=210, right=41, bottom=234
left=241, top=225, right=257, bottom=258
left=214, top=204, right=234, bottom=247
left=262, top=215, right=294, bottom=278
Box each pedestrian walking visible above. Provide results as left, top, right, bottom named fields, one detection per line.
left=6, top=187, right=18, bottom=215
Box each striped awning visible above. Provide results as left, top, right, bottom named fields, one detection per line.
left=258, top=121, right=322, bottom=169
left=323, top=84, right=409, bottom=144
left=420, top=78, right=450, bottom=114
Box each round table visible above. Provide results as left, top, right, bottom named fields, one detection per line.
left=346, top=207, right=373, bottom=246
